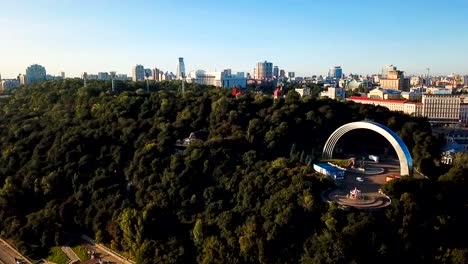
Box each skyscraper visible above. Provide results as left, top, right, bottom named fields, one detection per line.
left=328, top=66, right=342, bottom=79
left=25, top=64, right=46, bottom=84
left=273, top=66, right=279, bottom=78
left=132, top=65, right=145, bottom=82
left=176, top=57, right=186, bottom=80
left=254, top=61, right=273, bottom=80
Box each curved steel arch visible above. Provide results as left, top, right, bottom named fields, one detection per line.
left=322, top=121, right=413, bottom=176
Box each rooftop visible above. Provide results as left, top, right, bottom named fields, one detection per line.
left=348, top=96, right=423, bottom=105
left=315, top=163, right=345, bottom=173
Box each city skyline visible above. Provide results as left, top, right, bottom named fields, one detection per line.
left=1, top=0, right=468, bottom=78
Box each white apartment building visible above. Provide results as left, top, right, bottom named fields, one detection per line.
left=320, top=87, right=344, bottom=99
left=422, top=94, right=461, bottom=123
left=187, top=70, right=246, bottom=88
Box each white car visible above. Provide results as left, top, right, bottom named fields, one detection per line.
left=356, top=177, right=364, bottom=182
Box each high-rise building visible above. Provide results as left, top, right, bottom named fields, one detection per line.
left=25, top=64, right=46, bottom=84
left=287, top=72, right=296, bottom=79
left=132, top=65, right=145, bottom=82
left=176, top=57, right=186, bottom=80
left=254, top=61, right=273, bottom=80
left=273, top=66, right=279, bottom=78
left=109, top=71, right=117, bottom=79
left=59, top=72, right=65, bottom=79
left=18, top=74, right=26, bottom=85
left=328, top=66, right=342, bottom=79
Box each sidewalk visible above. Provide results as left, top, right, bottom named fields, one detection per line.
left=60, top=246, right=80, bottom=264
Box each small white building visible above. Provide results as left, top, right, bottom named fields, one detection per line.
left=320, top=87, right=344, bottom=99
left=295, top=87, right=311, bottom=97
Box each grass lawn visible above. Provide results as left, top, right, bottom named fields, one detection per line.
left=72, top=245, right=90, bottom=261
left=46, top=247, right=70, bottom=264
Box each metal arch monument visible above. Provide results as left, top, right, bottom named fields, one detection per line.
left=322, top=121, right=413, bottom=177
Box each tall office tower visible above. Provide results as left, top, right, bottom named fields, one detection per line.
left=328, top=66, right=343, bottom=79
left=254, top=61, right=273, bottom=79
left=132, top=65, right=145, bottom=81
left=25, top=64, right=47, bottom=84
left=59, top=72, right=65, bottom=79
left=287, top=72, right=296, bottom=79
left=176, top=57, right=186, bottom=80
left=382, top=65, right=397, bottom=78
left=273, top=66, right=279, bottom=78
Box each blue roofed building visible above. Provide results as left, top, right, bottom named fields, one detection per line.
left=313, top=163, right=346, bottom=181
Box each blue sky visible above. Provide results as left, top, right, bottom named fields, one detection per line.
left=1, top=0, right=468, bottom=78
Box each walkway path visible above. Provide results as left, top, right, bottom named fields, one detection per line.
left=60, top=246, right=80, bottom=264
left=0, top=239, right=31, bottom=264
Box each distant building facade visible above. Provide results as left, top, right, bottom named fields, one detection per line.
left=321, top=87, right=345, bottom=99
left=98, top=72, right=109, bottom=80
left=328, top=66, right=342, bottom=79
left=348, top=96, right=423, bottom=116
left=132, top=65, right=145, bottom=82
left=422, top=94, right=461, bottom=124
left=25, top=64, right=46, bottom=84
left=187, top=70, right=246, bottom=88
left=0, top=79, right=20, bottom=91
left=176, top=57, right=186, bottom=80
left=254, top=61, right=273, bottom=80
left=273, top=66, right=279, bottom=78
left=379, top=66, right=410, bottom=91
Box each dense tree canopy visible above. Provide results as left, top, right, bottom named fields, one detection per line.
left=0, top=79, right=466, bottom=263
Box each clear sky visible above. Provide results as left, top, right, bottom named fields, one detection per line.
left=1, top=0, right=468, bottom=78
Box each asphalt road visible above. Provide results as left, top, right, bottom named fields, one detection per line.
left=0, top=239, right=25, bottom=264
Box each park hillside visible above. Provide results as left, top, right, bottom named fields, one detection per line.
left=0, top=79, right=467, bottom=263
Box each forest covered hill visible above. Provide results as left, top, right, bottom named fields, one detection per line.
left=0, top=80, right=466, bottom=263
